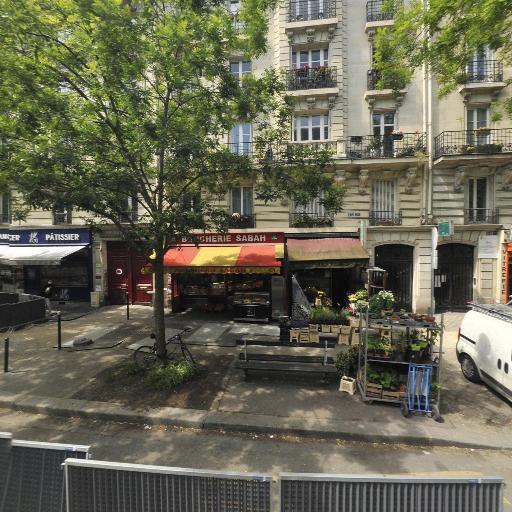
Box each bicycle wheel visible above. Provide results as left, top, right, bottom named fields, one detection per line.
left=181, top=345, right=196, bottom=366
left=133, top=346, right=158, bottom=370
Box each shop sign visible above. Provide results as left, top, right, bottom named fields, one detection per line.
left=0, top=228, right=91, bottom=246
left=164, top=266, right=281, bottom=275
left=179, top=232, right=284, bottom=245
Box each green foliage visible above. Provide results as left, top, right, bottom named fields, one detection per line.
left=106, top=361, right=143, bottom=384
left=309, top=306, right=348, bottom=325
left=367, top=335, right=391, bottom=353
left=373, top=0, right=512, bottom=113
left=368, top=290, right=394, bottom=315
left=348, top=289, right=368, bottom=304
left=366, top=368, right=399, bottom=390
left=146, top=361, right=198, bottom=391
left=335, top=346, right=359, bottom=378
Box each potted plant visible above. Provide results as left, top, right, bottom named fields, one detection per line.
left=368, top=290, right=394, bottom=317
left=391, top=129, right=404, bottom=141
left=461, top=144, right=475, bottom=154
left=475, top=126, right=491, bottom=136
left=348, top=289, right=368, bottom=314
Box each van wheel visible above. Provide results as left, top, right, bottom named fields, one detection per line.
left=460, top=355, right=481, bottom=383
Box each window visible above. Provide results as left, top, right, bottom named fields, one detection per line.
left=467, top=47, right=490, bottom=79
left=372, top=112, right=395, bottom=137
left=118, top=196, right=138, bottom=223
left=466, top=177, right=489, bottom=222
left=294, top=192, right=327, bottom=216
left=229, top=123, right=252, bottom=154
left=53, top=206, right=72, bottom=225
left=0, top=194, right=10, bottom=224
left=293, top=0, right=326, bottom=21
left=292, top=114, right=330, bottom=142
left=291, top=49, right=328, bottom=68
left=231, top=187, right=253, bottom=215
left=230, top=61, right=252, bottom=80
left=229, top=0, right=239, bottom=14
left=372, top=180, right=396, bottom=213
left=467, top=107, right=489, bottom=145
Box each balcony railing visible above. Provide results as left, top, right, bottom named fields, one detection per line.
left=288, top=0, right=336, bottom=22
left=465, top=60, right=504, bottom=83
left=464, top=208, right=499, bottom=225
left=434, top=129, right=512, bottom=159
left=345, top=133, right=426, bottom=159
left=225, top=141, right=338, bottom=160
left=369, top=210, right=403, bottom=226
left=228, top=213, right=256, bottom=228
left=366, top=0, right=396, bottom=22
left=287, top=66, right=337, bottom=90
left=290, top=212, right=334, bottom=227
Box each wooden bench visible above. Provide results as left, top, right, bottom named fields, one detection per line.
left=235, top=338, right=338, bottom=381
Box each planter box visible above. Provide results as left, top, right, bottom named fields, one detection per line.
left=309, top=324, right=319, bottom=332
left=321, top=325, right=332, bottom=333
left=339, top=377, right=357, bottom=395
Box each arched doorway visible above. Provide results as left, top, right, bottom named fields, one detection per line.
left=435, top=243, right=474, bottom=312
left=375, top=244, right=414, bottom=311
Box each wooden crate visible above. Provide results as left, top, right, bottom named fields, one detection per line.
left=351, top=329, right=360, bottom=346
left=337, top=333, right=350, bottom=345
left=289, top=329, right=300, bottom=343
left=299, top=328, right=310, bottom=343
left=320, top=324, right=331, bottom=333
left=382, top=391, right=402, bottom=401
left=366, top=383, right=382, bottom=398
left=309, top=331, right=320, bottom=343
left=330, top=325, right=342, bottom=334
left=309, top=324, right=319, bottom=332
left=340, top=325, right=351, bottom=335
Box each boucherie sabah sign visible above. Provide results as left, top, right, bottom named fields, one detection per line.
left=179, top=232, right=284, bottom=245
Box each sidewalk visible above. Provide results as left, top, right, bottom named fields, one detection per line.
left=0, top=307, right=510, bottom=450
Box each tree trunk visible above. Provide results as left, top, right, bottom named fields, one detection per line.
left=152, top=248, right=167, bottom=362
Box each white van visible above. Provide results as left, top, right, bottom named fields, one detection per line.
left=456, top=304, right=512, bottom=402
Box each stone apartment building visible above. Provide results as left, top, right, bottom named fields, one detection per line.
left=1, top=0, right=512, bottom=315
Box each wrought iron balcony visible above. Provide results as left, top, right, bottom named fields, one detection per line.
left=369, top=210, right=403, bottom=226
left=287, top=66, right=337, bottom=90
left=366, top=0, right=396, bottom=22
left=465, top=60, right=504, bottom=83
left=290, top=212, right=334, bottom=227
left=464, top=208, right=499, bottom=225
left=344, top=133, right=426, bottom=159
left=288, top=0, right=336, bottom=22
left=228, top=213, right=256, bottom=228
left=434, top=129, right=512, bottom=158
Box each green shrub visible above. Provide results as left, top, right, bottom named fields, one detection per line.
left=146, top=361, right=198, bottom=391
left=335, top=346, right=359, bottom=378
left=106, top=361, right=143, bottom=383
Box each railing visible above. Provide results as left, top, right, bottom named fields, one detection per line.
left=225, top=141, right=338, bottom=159
left=366, top=0, right=396, bottom=22
left=228, top=213, right=256, bottom=228
left=434, top=128, right=512, bottom=158
left=465, top=60, right=504, bottom=83
left=345, top=133, right=426, bottom=159
left=288, top=0, right=336, bottom=21
left=464, top=208, right=499, bottom=224
left=287, top=66, right=337, bottom=90
left=53, top=210, right=72, bottom=224
left=367, top=69, right=382, bottom=90
left=369, top=210, right=403, bottom=226
left=290, top=212, right=334, bottom=227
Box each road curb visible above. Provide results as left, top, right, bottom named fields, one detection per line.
left=0, top=393, right=510, bottom=451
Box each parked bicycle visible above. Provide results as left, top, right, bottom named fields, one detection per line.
left=133, top=327, right=196, bottom=370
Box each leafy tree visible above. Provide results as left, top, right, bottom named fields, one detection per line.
left=373, top=0, right=512, bottom=113
left=0, top=0, right=344, bottom=360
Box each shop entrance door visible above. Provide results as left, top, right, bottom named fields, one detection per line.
left=132, top=253, right=153, bottom=304
left=24, top=266, right=41, bottom=295
left=375, top=244, right=413, bottom=311
left=435, top=243, right=474, bottom=312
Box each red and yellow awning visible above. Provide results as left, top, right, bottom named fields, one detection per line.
left=163, top=243, right=284, bottom=274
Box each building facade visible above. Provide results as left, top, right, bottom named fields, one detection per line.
left=1, top=0, right=512, bottom=313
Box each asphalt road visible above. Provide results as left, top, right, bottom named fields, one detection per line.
left=0, top=408, right=510, bottom=510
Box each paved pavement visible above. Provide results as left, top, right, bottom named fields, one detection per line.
left=0, top=306, right=510, bottom=450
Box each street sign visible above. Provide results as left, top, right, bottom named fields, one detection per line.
left=438, top=221, right=453, bottom=237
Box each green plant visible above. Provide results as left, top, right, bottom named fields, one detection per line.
left=309, top=306, right=346, bottom=325
left=367, top=335, right=390, bottom=353
left=146, top=361, right=198, bottom=391
left=106, top=361, right=143, bottom=384
left=368, top=290, right=394, bottom=315
left=348, top=289, right=368, bottom=304
left=335, top=347, right=359, bottom=378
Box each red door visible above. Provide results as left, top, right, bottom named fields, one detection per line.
left=132, top=253, right=153, bottom=304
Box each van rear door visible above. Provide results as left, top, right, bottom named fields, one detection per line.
left=497, top=334, right=512, bottom=399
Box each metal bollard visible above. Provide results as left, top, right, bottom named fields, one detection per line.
left=126, top=292, right=130, bottom=320
left=57, top=312, right=62, bottom=350
left=4, top=338, right=9, bottom=373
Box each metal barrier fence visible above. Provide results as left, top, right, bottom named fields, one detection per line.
left=64, top=459, right=272, bottom=512
left=280, top=473, right=505, bottom=512
left=0, top=437, right=90, bottom=512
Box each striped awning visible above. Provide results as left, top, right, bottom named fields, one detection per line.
left=164, top=244, right=284, bottom=274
